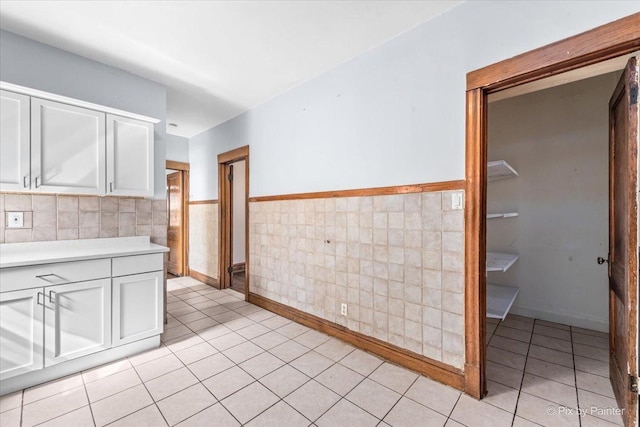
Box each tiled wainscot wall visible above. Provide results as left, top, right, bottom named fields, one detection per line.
left=189, top=202, right=219, bottom=280
left=0, top=193, right=168, bottom=245
left=249, top=190, right=465, bottom=369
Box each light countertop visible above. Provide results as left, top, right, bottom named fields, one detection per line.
left=0, top=236, right=169, bottom=268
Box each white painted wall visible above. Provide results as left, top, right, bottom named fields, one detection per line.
left=0, top=29, right=168, bottom=199
left=487, top=72, right=620, bottom=332
left=232, top=160, right=246, bottom=264
left=166, top=134, right=189, bottom=163
left=189, top=1, right=640, bottom=200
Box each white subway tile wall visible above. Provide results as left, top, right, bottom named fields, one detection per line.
left=249, top=191, right=465, bottom=369
left=189, top=203, right=219, bottom=280
left=0, top=193, right=167, bottom=245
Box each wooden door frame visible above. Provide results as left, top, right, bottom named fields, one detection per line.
left=166, top=160, right=190, bottom=276
left=218, top=146, right=250, bottom=300
left=464, top=13, right=640, bottom=399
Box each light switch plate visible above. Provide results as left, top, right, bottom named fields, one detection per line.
left=451, top=193, right=464, bottom=210
left=7, top=212, right=24, bottom=228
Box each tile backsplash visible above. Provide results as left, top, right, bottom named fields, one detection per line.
left=249, top=190, right=465, bottom=369
left=0, top=193, right=167, bottom=245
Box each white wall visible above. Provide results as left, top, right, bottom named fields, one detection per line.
left=487, top=72, right=620, bottom=332
left=166, top=134, right=189, bottom=163
left=0, top=29, right=168, bottom=199
left=232, top=160, right=246, bottom=264
left=189, top=1, right=640, bottom=200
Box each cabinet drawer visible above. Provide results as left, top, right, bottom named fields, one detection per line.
left=0, top=259, right=111, bottom=293
left=112, top=253, right=163, bottom=277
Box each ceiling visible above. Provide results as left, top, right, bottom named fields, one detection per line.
left=0, top=1, right=462, bottom=138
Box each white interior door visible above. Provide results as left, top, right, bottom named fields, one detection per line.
left=31, top=98, right=106, bottom=195
left=0, top=90, right=30, bottom=191
left=106, top=114, right=154, bottom=197
left=44, top=279, right=111, bottom=366
left=0, top=288, right=44, bottom=380
left=112, top=271, right=163, bottom=346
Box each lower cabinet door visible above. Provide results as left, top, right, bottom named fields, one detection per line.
left=0, top=288, right=44, bottom=380
left=112, top=271, right=163, bottom=346
left=44, top=279, right=111, bottom=366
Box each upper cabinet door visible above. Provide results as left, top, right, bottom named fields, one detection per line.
left=106, top=114, right=154, bottom=197
left=31, top=98, right=106, bottom=195
left=0, top=90, right=30, bottom=191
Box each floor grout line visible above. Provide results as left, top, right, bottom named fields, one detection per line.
left=8, top=279, right=621, bottom=427
left=508, top=317, right=535, bottom=427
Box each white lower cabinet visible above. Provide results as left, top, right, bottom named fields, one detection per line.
left=44, top=279, right=111, bottom=367
left=0, top=288, right=44, bottom=380
left=112, top=271, right=163, bottom=346
left=0, top=244, right=166, bottom=393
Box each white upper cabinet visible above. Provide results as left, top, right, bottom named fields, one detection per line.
left=0, top=90, right=30, bottom=191
left=0, top=83, right=158, bottom=197
left=106, top=114, right=154, bottom=197
left=31, top=98, right=106, bottom=195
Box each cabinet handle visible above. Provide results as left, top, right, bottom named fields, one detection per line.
left=36, top=273, right=56, bottom=280
left=110, top=182, right=113, bottom=192
left=23, top=175, right=29, bottom=188
left=48, top=290, right=56, bottom=303
left=35, top=176, right=40, bottom=188
left=37, top=292, right=43, bottom=306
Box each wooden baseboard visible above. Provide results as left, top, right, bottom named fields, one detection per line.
left=189, top=269, right=220, bottom=289
left=248, top=292, right=465, bottom=391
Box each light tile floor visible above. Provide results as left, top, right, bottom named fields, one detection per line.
left=0, top=277, right=622, bottom=426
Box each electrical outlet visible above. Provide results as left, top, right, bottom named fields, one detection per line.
left=340, top=303, right=347, bottom=316
left=451, top=192, right=464, bottom=210
left=7, top=212, right=24, bottom=228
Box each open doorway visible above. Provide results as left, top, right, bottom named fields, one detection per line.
left=483, top=64, right=626, bottom=424
left=464, top=16, right=639, bottom=426
left=166, top=160, right=189, bottom=278
left=218, top=146, right=249, bottom=298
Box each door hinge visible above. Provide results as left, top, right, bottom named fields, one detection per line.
left=630, top=374, right=638, bottom=393
left=227, top=266, right=233, bottom=274
left=631, top=86, right=638, bottom=105
left=227, top=173, right=233, bottom=181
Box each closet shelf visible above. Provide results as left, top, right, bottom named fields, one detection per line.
left=487, top=284, right=519, bottom=320
left=487, top=213, right=519, bottom=219
left=487, top=252, right=519, bottom=272
left=488, top=160, right=519, bottom=182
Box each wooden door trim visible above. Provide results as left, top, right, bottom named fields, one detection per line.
left=467, top=13, right=640, bottom=91
left=218, top=145, right=249, bottom=164
left=166, top=160, right=190, bottom=171
left=465, top=14, right=640, bottom=400
left=218, top=146, right=250, bottom=300
left=166, top=161, right=190, bottom=277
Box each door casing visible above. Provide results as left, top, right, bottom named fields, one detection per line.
left=218, top=146, right=250, bottom=300
left=166, top=161, right=190, bottom=277
left=464, top=12, right=640, bottom=403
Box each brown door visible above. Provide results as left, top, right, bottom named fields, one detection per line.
left=609, top=56, right=638, bottom=427
left=219, top=163, right=233, bottom=288
left=167, top=171, right=183, bottom=276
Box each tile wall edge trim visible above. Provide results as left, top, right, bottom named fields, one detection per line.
left=248, top=180, right=465, bottom=203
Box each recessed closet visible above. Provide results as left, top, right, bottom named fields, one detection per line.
left=483, top=63, right=628, bottom=417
